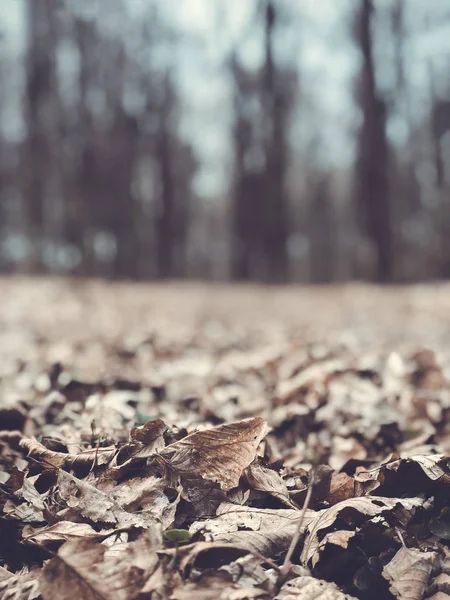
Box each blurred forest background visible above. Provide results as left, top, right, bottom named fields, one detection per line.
left=0, top=0, right=449, bottom=283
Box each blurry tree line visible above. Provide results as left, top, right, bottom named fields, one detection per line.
left=0, top=0, right=450, bottom=282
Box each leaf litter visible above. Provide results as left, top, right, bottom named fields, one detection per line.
left=3, top=280, right=450, bottom=598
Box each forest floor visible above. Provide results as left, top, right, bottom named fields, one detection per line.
left=1, top=277, right=450, bottom=599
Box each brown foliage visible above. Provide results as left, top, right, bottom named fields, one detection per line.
left=2, top=280, right=450, bottom=598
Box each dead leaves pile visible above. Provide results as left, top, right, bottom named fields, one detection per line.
left=3, top=280, right=450, bottom=599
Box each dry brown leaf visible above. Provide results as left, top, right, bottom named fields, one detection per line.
left=3, top=475, right=48, bottom=524
left=130, top=418, right=166, bottom=444
left=174, top=541, right=251, bottom=576
left=311, top=530, right=357, bottom=569
left=20, top=437, right=116, bottom=469
left=19, top=437, right=65, bottom=468
left=138, top=561, right=177, bottom=597
left=100, top=475, right=178, bottom=530
left=41, top=539, right=120, bottom=600
left=223, top=554, right=275, bottom=590
left=3, top=498, right=46, bottom=524
left=3, top=476, right=47, bottom=524
left=176, top=469, right=226, bottom=517
left=318, top=529, right=355, bottom=551
left=0, top=567, right=41, bottom=600
left=22, top=521, right=104, bottom=545
left=190, top=503, right=315, bottom=558
left=245, top=461, right=296, bottom=507
left=382, top=546, right=437, bottom=600
left=275, top=576, right=357, bottom=599
left=301, top=496, right=423, bottom=565
left=7, top=282, right=450, bottom=599
left=381, top=453, right=446, bottom=481
left=276, top=359, right=345, bottom=403
left=56, top=470, right=167, bottom=530
left=41, top=536, right=156, bottom=600
left=160, top=418, right=269, bottom=490
left=427, top=571, right=450, bottom=600
left=169, top=570, right=269, bottom=600
left=328, top=472, right=355, bottom=505
left=405, top=454, right=446, bottom=480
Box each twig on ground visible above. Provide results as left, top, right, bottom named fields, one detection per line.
left=280, top=470, right=315, bottom=577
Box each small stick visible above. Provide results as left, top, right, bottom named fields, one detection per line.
left=281, top=471, right=315, bottom=577
left=396, top=527, right=407, bottom=549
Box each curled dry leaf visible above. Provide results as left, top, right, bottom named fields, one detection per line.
left=102, top=475, right=178, bottom=530
left=130, top=418, right=167, bottom=446
left=41, top=539, right=123, bottom=600
left=276, top=359, right=345, bottom=404
left=41, top=537, right=157, bottom=600
left=301, top=496, right=424, bottom=566
left=382, top=547, right=437, bottom=600
left=175, top=468, right=226, bottom=518
left=223, top=554, right=275, bottom=590
left=170, top=570, right=269, bottom=600
left=384, top=453, right=447, bottom=480
left=19, top=437, right=67, bottom=469
left=245, top=461, right=296, bottom=507
left=56, top=470, right=169, bottom=530
left=3, top=475, right=48, bottom=524
left=275, top=576, right=357, bottom=600
left=20, top=437, right=117, bottom=469
left=405, top=454, right=447, bottom=481
left=160, top=417, right=269, bottom=490
left=190, top=503, right=315, bottom=558
left=0, top=567, right=41, bottom=600
left=328, top=472, right=355, bottom=505
left=174, top=541, right=251, bottom=576
left=22, top=521, right=105, bottom=545
left=109, top=419, right=169, bottom=467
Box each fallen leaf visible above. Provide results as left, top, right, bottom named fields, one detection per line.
left=170, top=570, right=269, bottom=600
left=382, top=546, right=437, bottom=600
left=191, top=503, right=315, bottom=558
left=174, top=541, right=251, bottom=576
left=160, top=418, right=269, bottom=490
left=164, top=529, right=192, bottom=543
left=275, top=575, right=357, bottom=599
left=20, top=437, right=116, bottom=470
left=245, top=461, right=296, bottom=507
left=301, top=496, right=423, bottom=565
left=22, top=521, right=103, bottom=545
left=56, top=470, right=167, bottom=530
left=328, top=472, right=355, bottom=505
left=41, top=536, right=157, bottom=600
left=0, top=567, right=41, bottom=600
left=130, top=418, right=167, bottom=447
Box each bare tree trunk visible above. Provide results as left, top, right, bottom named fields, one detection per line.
left=261, top=1, right=289, bottom=282
left=23, top=0, right=60, bottom=273
left=431, top=98, right=450, bottom=276
left=309, top=175, right=335, bottom=283
left=354, top=0, right=392, bottom=282
left=110, top=109, right=139, bottom=279
left=230, top=102, right=259, bottom=281
left=155, top=74, right=176, bottom=279
left=230, top=2, right=293, bottom=283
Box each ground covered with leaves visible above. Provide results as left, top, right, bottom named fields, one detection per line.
left=2, top=278, right=450, bottom=599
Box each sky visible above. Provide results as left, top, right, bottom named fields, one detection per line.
left=0, top=0, right=358, bottom=196
left=0, top=1, right=23, bottom=48
left=1, top=1, right=450, bottom=197
left=165, top=0, right=359, bottom=195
